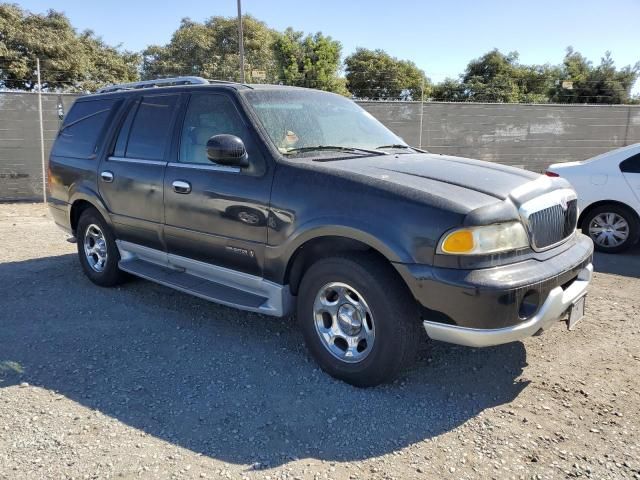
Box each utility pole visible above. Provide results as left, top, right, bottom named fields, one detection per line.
left=36, top=58, right=47, bottom=203
left=237, top=0, right=245, bottom=83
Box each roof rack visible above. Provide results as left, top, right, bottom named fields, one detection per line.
left=96, top=76, right=210, bottom=94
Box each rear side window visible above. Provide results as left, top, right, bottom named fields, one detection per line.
left=52, top=99, right=116, bottom=159
left=620, top=153, right=640, bottom=173
left=123, top=95, right=178, bottom=160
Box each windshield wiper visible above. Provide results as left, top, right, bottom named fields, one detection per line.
left=376, top=144, right=429, bottom=153
left=283, top=145, right=388, bottom=156
left=376, top=144, right=413, bottom=150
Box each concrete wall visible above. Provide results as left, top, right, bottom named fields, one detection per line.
left=1, top=92, right=640, bottom=201
left=0, top=92, right=76, bottom=201
left=359, top=101, right=640, bottom=171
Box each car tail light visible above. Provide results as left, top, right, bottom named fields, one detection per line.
left=545, top=171, right=559, bottom=177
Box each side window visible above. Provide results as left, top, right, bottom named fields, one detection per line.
left=124, top=95, right=178, bottom=161
left=51, top=99, right=116, bottom=159
left=179, top=94, right=249, bottom=164
left=620, top=153, right=640, bottom=174
left=112, top=99, right=139, bottom=158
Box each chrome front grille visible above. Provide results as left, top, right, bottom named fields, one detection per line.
left=519, top=189, right=578, bottom=251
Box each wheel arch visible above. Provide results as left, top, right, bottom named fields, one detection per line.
left=68, top=191, right=112, bottom=235
left=282, top=231, right=407, bottom=296
left=578, top=199, right=640, bottom=229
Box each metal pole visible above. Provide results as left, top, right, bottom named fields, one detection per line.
left=36, top=58, right=47, bottom=204
left=237, top=0, right=245, bottom=83
left=418, top=75, right=425, bottom=149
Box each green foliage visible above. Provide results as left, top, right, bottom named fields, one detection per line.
left=432, top=48, right=639, bottom=104
left=344, top=48, right=430, bottom=100
left=431, top=49, right=556, bottom=103
left=273, top=28, right=347, bottom=94
left=430, top=78, right=466, bottom=102
left=0, top=3, right=139, bottom=91
left=143, top=19, right=346, bottom=94
left=1, top=4, right=638, bottom=103
left=142, top=15, right=279, bottom=83
left=549, top=47, right=640, bottom=104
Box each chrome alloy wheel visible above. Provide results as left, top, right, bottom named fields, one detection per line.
left=313, top=282, right=375, bottom=363
left=83, top=223, right=108, bottom=272
left=588, top=212, right=630, bottom=248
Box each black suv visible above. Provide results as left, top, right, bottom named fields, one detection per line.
left=48, top=77, right=594, bottom=387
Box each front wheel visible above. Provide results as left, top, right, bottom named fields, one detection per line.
left=582, top=204, right=639, bottom=253
left=296, top=254, right=421, bottom=387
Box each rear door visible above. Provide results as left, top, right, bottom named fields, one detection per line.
left=99, top=93, right=181, bottom=250
left=163, top=91, right=273, bottom=276
left=620, top=153, right=640, bottom=209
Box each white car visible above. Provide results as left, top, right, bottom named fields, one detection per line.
left=546, top=143, right=640, bottom=253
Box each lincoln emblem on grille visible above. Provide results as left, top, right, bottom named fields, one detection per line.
left=519, top=188, right=578, bottom=251
left=560, top=196, right=568, bottom=210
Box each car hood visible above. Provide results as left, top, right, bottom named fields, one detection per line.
left=314, top=152, right=548, bottom=212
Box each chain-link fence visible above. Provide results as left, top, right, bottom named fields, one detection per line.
left=0, top=92, right=76, bottom=201
left=1, top=91, right=640, bottom=201
left=359, top=101, right=640, bottom=170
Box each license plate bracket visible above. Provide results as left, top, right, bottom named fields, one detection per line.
left=568, top=295, right=586, bottom=330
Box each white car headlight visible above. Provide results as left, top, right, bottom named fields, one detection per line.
left=438, top=222, right=530, bottom=255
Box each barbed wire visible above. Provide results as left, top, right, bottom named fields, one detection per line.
left=1, top=61, right=637, bottom=104
left=1, top=57, right=636, bottom=85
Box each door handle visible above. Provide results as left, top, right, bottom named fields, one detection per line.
left=100, top=171, right=114, bottom=183
left=172, top=180, right=192, bottom=194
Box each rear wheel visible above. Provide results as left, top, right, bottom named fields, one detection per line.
left=582, top=204, right=639, bottom=253
left=296, top=254, right=421, bottom=387
left=76, top=208, right=127, bottom=286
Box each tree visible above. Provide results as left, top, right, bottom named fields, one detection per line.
left=549, top=47, right=639, bottom=104
left=142, top=15, right=279, bottom=83
left=273, top=28, right=347, bottom=94
left=513, top=64, right=561, bottom=103
left=0, top=4, right=139, bottom=91
left=430, top=78, right=466, bottom=102
left=344, top=48, right=430, bottom=100
left=461, top=49, right=527, bottom=103
left=431, top=49, right=560, bottom=103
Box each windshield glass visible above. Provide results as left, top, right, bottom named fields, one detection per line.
left=242, top=88, right=406, bottom=156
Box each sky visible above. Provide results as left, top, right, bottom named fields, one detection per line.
left=17, top=0, right=640, bottom=93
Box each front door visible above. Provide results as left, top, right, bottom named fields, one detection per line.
left=163, top=92, right=273, bottom=276
left=99, top=93, right=180, bottom=250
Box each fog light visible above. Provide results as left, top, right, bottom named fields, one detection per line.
left=519, top=290, right=540, bottom=320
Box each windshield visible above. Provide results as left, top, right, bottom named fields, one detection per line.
left=242, top=88, right=407, bottom=156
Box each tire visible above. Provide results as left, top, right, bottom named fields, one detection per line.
left=296, top=253, right=421, bottom=387
left=76, top=207, right=127, bottom=287
left=581, top=204, right=639, bottom=253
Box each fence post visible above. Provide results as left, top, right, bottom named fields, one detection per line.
left=418, top=76, right=425, bottom=149
left=36, top=58, right=46, bottom=204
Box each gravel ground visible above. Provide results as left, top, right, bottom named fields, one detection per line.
left=0, top=202, right=639, bottom=480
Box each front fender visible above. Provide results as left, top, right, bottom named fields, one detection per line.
left=264, top=216, right=414, bottom=284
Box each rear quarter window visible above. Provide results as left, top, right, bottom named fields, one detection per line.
left=51, top=98, right=117, bottom=159
left=620, top=153, right=640, bottom=174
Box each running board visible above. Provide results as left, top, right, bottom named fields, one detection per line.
left=116, top=241, right=293, bottom=317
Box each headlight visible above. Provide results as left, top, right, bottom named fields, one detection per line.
left=438, top=222, right=529, bottom=255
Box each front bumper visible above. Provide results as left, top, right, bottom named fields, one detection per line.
left=423, top=263, right=592, bottom=347
left=394, top=233, right=594, bottom=347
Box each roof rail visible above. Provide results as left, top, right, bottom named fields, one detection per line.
left=206, top=79, right=252, bottom=88
left=96, top=76, right=209, bottom=94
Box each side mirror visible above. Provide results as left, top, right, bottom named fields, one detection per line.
left=206, top=134, right=249, bottom=167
